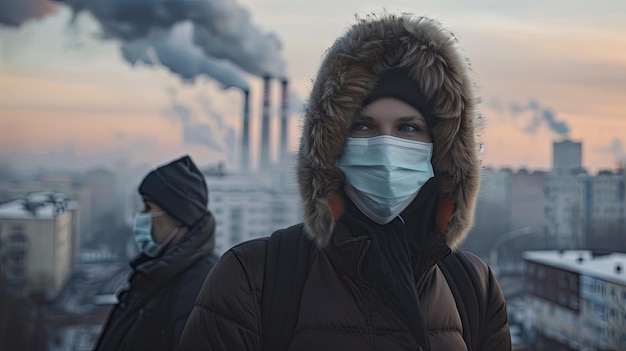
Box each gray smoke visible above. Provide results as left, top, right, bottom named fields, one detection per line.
left=510, top=100, right=570, bottom=136
left=162, top=97, right=235, bottom=153
left=121, top=22, right=249, bottom=90
left=193, top=16, right=285, bottom=78
left=0, top=0, right=58, bottom=27
left=196, top=94, right=236, bottom=155
left=163, top=102, right=193, bottom=125
left=58, top=0, right=286, bottom=82
left=600, top=139, right=625, bottom=159
left=540, top=109, right=569, bottom=135
left=111, top=130, right=156, bottom=151
left=183, top=123, right=223, bottom=151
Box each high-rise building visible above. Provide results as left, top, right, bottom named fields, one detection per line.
left=544, top=171, right=587, bottom=249
left=553, top=139, right=582, bottom=171
left=84, top=169, right=117, bottom=240
left=583, top=170, right=626, bottom=250
left=0, top=192, right=75, bottom=300
left=0, top=179, right=89, bottom=267
left=205, top=173, right=301, bottom=254
left=511, top=169, right=547, bottom=236
left=523, top=250, right=626, bottom=351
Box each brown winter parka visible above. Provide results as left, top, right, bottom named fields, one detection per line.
left=179, top=13, right=511, bottom=351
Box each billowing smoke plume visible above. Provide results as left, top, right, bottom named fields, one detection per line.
left=58, top=0, right=286, bottom=82
left=599, top=138, right=626, bottom=162
left=510, top=100, right=570, bottom=136
left=196, top=94, right=236, bottom=155
left=121, top=22, right=249, bottom=90
left=163, top=102, right=221, bottom=151
left=0, top=0, right=58, bottom=27
left=183, top=123, right=223, bottom=151
left=162, top=97, right=235, bottom=154
left=193, top=16, right=285, bottom=78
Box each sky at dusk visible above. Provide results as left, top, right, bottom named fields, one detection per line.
left=0, top=0, right=625, bottom=175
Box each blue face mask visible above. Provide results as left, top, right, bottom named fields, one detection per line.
left=336, top=136, right=435, bottom=224
left=133, top=211, right=180, bottom=258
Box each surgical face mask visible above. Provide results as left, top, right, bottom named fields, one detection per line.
left=336, top=136, right=435, bottom=224
left=133, top=211, right=180, bottom=258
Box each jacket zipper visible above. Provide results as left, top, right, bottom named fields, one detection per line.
left=396, top=216, right=430, bottom=351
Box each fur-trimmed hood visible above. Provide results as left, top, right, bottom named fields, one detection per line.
left=297, top=13, right=481, bottom=249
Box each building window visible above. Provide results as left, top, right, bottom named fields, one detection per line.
left=549, top=288, right=556, bottom=301
left=571, top=275, right=579, bottom=290
left=558, top=292, right=567, bottom=305
left=538, top=267, right=546, bottom=279
left=3, top=225, right=29, bottom=283
left=538, top=285, right=546, bottom=297
left=569, top=295, right=579, bottom=309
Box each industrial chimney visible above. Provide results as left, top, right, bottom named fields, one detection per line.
left=260, top=75, right=271, bottom=171
left=280, top=79, right=289, bottom=162
left=241, top=89, right=251, bottom=173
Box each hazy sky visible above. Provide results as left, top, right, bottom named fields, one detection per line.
left=0, top=0, right=625, bottom=174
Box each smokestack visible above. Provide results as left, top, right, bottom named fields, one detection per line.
left=260, top=75, right=271, bottom=171
left=241, top=89, right=251, bottom=172
left=280, top=79, right=289, bottom=162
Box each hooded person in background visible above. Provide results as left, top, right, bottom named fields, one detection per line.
left=95, top=155, right=219, bottom=351
left=180, top=13, right=511, bottom=351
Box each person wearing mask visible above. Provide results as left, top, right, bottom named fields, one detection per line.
left=95, top=155, right=218, bottom=351
left=179, top=13, right=511, bottom=351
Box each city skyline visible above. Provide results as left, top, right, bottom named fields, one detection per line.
left=0, top=1, right=625, bottom=174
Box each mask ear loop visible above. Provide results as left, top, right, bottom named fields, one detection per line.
left=162, top=226, right=180, bottom=246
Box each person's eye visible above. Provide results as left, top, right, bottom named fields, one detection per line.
left=399, top=124, right=421, bottom=132
left=351, top=122, right=371, bottom=131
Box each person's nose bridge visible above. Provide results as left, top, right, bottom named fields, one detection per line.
left=380, top=121, right=394, bottom=136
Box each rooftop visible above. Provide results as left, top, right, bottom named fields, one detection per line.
left=523, top=250, right=626, bottom=285
left=0, top=192, right=72, bottom=220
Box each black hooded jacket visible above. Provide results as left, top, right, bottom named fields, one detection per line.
left=95, top=214, right=218, bottom=351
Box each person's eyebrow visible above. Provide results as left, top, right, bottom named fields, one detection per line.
left=352, top=113, right=375, bottom=122
left=396, top=116, right=427, bottom=124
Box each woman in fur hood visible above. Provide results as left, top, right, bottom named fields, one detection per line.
left=180, top=13, right=511, bottom=351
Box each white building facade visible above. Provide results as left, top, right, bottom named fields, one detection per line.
left=205, top=174, right=302, bottom=254
left=0, top=192, right=75, bottom=300
left=583, top=171, right=626, bottom=247
left=523, top=250, right=626, bottom=350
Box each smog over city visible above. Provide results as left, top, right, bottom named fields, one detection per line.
left=1, top=0, right=625, bottom=350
